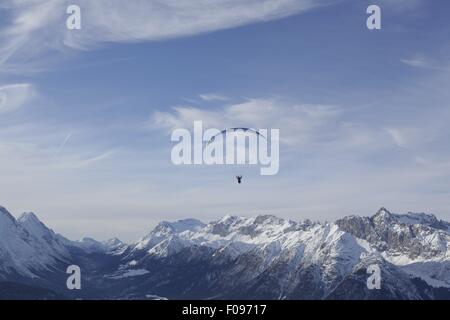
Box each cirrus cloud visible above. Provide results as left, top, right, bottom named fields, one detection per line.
left=149, top=97, right=398, bottom=153
left=0, top=0, right=332, bottom=69
left=0, top=83, right=34, bottom=113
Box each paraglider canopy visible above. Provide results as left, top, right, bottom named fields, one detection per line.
left=207, top=127, right=266, bottom=145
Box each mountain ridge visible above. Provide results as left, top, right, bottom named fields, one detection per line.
left=1, top=205, right=449, bottom=299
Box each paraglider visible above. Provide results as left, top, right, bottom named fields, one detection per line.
left=171, top=122, right=278, bottom=175
left=206, top=128, right=267, bottom=184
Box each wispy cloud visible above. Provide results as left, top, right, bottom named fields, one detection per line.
left=0, top=0, right=331, bottom=69
left=383, top=127, right=409, bottom=148
left=150, top=97, right=396, bottom=151
left=198, top=93, right=229, bottom=102
left=0, top=83, right=34, bottom=113
left=401, top=54, right=450, bottom=71
left=401, top=53, right=434, bottom=68
left=55, top=133, right=72, bottom=156
left=401, top=57, right=430, bottom=68
left=70, top=149, right=117, bottom=168
left=383, top=126, right=441, bottom=150
left=377, top=0, right=426, bottom=12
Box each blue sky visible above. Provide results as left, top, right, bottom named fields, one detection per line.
left=1, top=0, right=450, bottom=242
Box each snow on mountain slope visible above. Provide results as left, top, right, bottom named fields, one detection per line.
left=134, top=218, right=205, bottom=251
left=2, top=204, right=450, bottom=299
left=0, top=206, right=127, bottom=291
left=61, top=236, right=127, bottom=254
left=0, top=206, right=129, bottom=278
left=119, top=208, right=450, bottom=297
left=132, top=215, right=317, bottom=257
left=0, top=207, right=70, bottom=278
left=18, top=212, right=70, bottom=258
left=394, top=212, right=450, bottom=232
left=103, top=237, right=128, bottom=254
left=336, top=208, right=450, bottom=288
left=130, top=214, right=372, bottom=260
left=328, top=254, right=429, bottom=300
left=121, top=214, right=374, bottom=298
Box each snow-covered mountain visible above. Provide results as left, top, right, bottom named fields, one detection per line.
left=336, top=208, right=450, bottom=290
left=58, top=236, right=127, bottom=255
left=0, top=207, right=70, bottom=279
left=0, top=206, right=126, bottom=298
left=115, top=209, right=449, bottom=299
left=1, top=205, right=449, bottom=299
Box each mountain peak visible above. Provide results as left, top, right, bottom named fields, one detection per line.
left=404, top=211, right=437, bottom=222
left=394, top=211, right=449, bottom=231
left=18, top=211, right=57, bottom=240
left=104, top=237, right=123, bottom=245
left=135, top=218, right=206, bottom=250
left=66, top=237, right=110, bottom=253
left=254, top=214, right=285, bottom=225
left=218, top=214, right=240, bottom=222
left=103, top=237, right=127, bottom=251
left=0, top=205, right=16, bottom=223
left=18, top=212, right=41, bottom=224
left=155, top=218, right=205, bottom=234
left=375, top=207, right=392, bottom=216
left=372, top=207, right=394, bottom=224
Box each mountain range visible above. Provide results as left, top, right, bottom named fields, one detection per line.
left=0, top=205, right=449, bottom=300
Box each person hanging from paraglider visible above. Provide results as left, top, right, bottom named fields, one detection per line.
left=206, top=127, right=267, bottom=184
